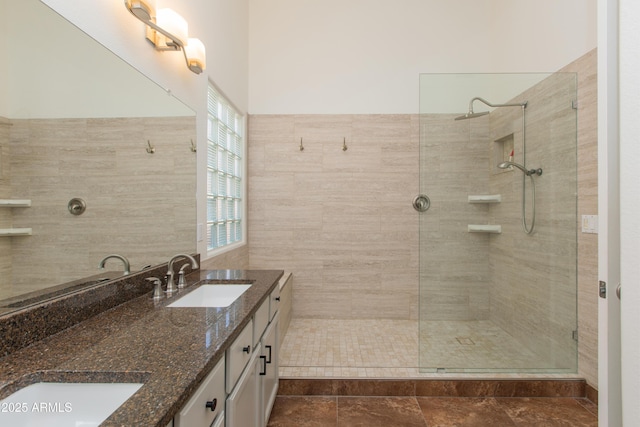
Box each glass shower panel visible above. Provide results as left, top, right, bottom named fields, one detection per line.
left=418, top=73, right=578, bottom=373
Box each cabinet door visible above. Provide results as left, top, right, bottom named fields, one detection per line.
left=261, top=312, right=279, bottom=424
left=226, top=343, right=261, bottom=427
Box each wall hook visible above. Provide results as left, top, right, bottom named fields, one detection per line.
left=190, top=139, right=197, bottom=153
left=146, top=140, right=155, bottom=154
left=299, top=137, right=304, bottom=151
left=342, top=137, right=348, bottom=151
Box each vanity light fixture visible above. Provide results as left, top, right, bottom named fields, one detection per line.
left=124, top=0, right=206, bottom=75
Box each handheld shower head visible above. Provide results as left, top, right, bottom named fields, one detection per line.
left=498, top=161, right=543, bottom=176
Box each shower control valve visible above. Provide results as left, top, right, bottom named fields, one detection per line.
left=413, top=194, right=431, bottom=212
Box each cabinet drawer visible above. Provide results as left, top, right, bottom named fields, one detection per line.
left=253, top=298, right=269, bottom=347
left=226, top=319, right=254, bottom=393
left=174, top=357, right=225, bottom=427
left=269, top=286, right=280, bottom=321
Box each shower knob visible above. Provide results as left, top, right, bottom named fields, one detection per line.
left=412, top=194, right=430, bottom=212
left=68, top=198, right=86, bottom=215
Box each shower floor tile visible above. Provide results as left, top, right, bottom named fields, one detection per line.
left=279, top=318, right=571, bottom=378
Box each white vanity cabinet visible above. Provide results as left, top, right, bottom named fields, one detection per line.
left=173, top=357, right=225, bottom=427
left=172, top=287, right=282, bottom=427
left=225, top=292, right=281, bottom=427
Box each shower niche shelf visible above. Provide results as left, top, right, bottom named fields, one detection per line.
left=468, top=195, right=501, bottom=204
left=467, top=224, right=502, bottom=234
left=493, top=133, right=515, bottom=174
left=0, top=228, right=32, bottom=236
left=0, top=199, right=31, bottom=207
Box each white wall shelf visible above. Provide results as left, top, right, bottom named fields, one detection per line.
left=468, top=225, right=502, bottom=234
left=468, top=195, right=502, bottom=204
left=0, top=199, right=32, bottom=207
left=0, top=228, right=32, bottom=236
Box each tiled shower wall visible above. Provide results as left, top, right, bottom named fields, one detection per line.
left=3, top=116, right=196, bottom=297
left=0, top=118, right=11, bottom=292
left=566, top=50, right=598, bottom=387
left=418, top=114, right=491, bottom=320
left=248, top=115, right=420, bottom=319
left=487, top=72, right=578, bottom=370
left=247, top=50, right=597, bottom=384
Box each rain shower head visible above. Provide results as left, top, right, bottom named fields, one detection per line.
left=454, top=111, right=490, bottom=121
left=454, top=97, right=528, bottom=121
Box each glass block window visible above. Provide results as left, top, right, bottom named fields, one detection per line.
left=207, top=84, right=244, bottom=250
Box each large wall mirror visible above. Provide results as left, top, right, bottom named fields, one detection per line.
left=0, top=0, right=196, bottom=312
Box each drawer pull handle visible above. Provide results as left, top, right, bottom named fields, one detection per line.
left=265, top=345, right=272, bottom=364
left=205, top=398, right=217, bottom=412
left=260, top=355, right=267, bottom=375
left=242, top=345, right=251, bottom=354
left=275, top=297, right=281, bottom=301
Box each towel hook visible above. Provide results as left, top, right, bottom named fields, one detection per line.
left=342, top=137, right=348, bottom=151
left=146, top=140, right=155, bottom=154
left=299, top=137, right=304, bottom=151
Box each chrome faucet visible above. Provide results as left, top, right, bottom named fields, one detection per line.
left=98, top=254, right=131, bottom=275
left=166, top=254, right=199, bottom=293
left=145, top=277, right=164, bottom=300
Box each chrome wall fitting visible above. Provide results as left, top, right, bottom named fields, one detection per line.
left=413, top=194, right=431, bottom=212
left=68, top=198, right=86, bottom=215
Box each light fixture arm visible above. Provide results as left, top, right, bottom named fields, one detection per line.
left=124, top=0, right=206, bottom=74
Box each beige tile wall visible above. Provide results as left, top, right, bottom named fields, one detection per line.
left=200, top=245, right=249, bottom=270
left=4, top=116, right=196, bottom=296
left=487, top=71, right=579, bottom=371
left=419, top=114, right=491, bottom=321
left=248, top=114, right=419, bottom=319
left=0, top=118, right=11, bottom=296
left=563, top=49, right=598, bottom=387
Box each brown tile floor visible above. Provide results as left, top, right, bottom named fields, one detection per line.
left=267, top=395, right=598, bottom=426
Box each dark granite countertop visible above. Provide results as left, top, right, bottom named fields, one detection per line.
left=0, top=269, right=283, bottom=426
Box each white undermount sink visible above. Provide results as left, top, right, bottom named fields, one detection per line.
left=0, top=382, right=143, bottom=427
left=168, top=284, right=252, bottom=308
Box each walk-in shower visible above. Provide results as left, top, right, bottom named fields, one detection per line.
left=418, top=72, right=578, bottom=373
left=278, top=72, right=578, bottom=379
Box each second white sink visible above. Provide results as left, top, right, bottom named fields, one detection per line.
left=0, top=382, right=143, bottom=427
left=168, top=284, right=251, bottom=308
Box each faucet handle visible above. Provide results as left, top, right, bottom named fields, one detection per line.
left=145, top=277, right=163, bottom=300
left=177, top=264, right=190, bottom=288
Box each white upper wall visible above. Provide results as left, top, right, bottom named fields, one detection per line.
left=248, top=0, right=597, bottom=114
left=2, top=0, right=193, bottom=119
left=42, top=0, right=249, bottom=115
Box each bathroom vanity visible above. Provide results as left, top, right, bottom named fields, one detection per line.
left=0, top=268, right=283, bottom=427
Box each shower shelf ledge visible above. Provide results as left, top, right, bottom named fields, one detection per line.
left=468, top=195, right=501, bottom=203
left=0, top=228, right=32, bottom=236
left=0, top=199, right=31, bottom=207
left=468, top=225, right=502, bottom=234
